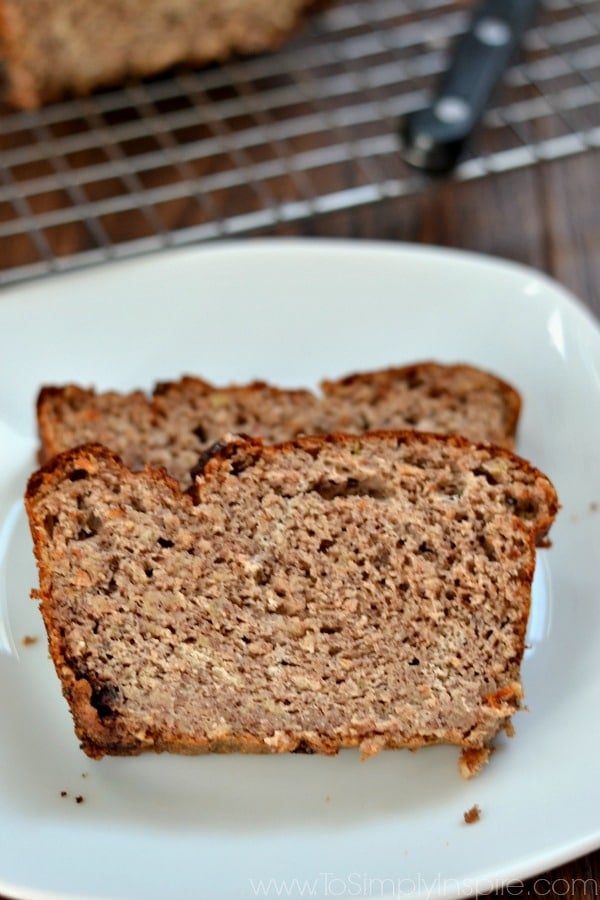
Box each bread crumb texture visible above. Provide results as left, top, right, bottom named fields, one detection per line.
left=37, top=363, right=521, bottom=487
left=25, top=432, right=557, bottom=771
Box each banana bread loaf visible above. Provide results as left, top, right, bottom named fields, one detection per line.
left=0, top=0, right=316, bottom=108
left=25, top=433, right=558, bottom=771
left=37, top=362, right=521, bottom=488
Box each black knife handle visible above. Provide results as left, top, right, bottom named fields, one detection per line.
left=400, top=0, right=538, bottom=173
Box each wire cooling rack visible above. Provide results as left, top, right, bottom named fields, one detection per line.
left=0, top=0, right=598, bottom=284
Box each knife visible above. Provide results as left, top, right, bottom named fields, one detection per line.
left=399, top=0, right=539, bottom=174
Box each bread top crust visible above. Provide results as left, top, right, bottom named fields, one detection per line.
left=28, top=429, right=557, bottom=543
left=321, top=362, right=521, bottom=444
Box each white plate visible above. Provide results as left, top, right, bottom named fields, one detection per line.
left=1, top=240, right=599, bottom=900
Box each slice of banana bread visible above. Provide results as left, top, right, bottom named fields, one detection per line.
left=0, top=0, right=316, bottom=108
left=37, top=362, right=521, bottom=488
left=25, top=433, right=557, bottom=771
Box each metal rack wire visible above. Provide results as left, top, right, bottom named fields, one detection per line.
left=0, top=0, right=598, bottom=284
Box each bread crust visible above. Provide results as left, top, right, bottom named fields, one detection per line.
left=36, top=362, right=523, bottom=489
left=322, top=361, right=522, bottom=446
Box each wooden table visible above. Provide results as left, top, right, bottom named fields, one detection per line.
left=2, top=148, right=599, bottom=899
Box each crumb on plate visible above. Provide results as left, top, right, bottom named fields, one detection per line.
left=22, top=635, right=38, bottom=646
left=464, top=804, right=481, bottom=825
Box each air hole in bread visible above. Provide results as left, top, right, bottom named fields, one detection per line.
left=44, top=513, right=57, bottom=538
left=418, top=542, right=435, bottom=557
left=514, top=499, right=539, bottom=520
left=406, top=371, right=424, bottom=390
left=86, top=511, right=102, bottom=533
left=253, top=566, right=271, bottom=586
left=318, top=539, right=336, bottom=553
left=190, top=442, right=228, bottom=480
left=158, top=537, right=174, bottom=548
left=89, top=683, right=120, bottom=720
left=131, top=496, right=146, bottom=513
left=293, top=740, right=316, bottom=754
left=478, top=536, right=498, bottom=562
left=68, top=469, right=89, bottom=482
left=230, top=456, right=254, bottom=476
left=438, top=481, right=464, bottom=499
left=308, top=476, right=393, bottom=501
left=474, top=466, right=500, bottom=486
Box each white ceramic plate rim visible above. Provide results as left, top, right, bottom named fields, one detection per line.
left=0, top=239, right=599, bottom=900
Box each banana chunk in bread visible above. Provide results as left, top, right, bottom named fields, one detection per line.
left=25, top=433, right=557, bottom=771
left=37, top=362, right=521, bottom=488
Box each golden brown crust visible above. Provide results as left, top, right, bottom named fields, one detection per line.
left=152, top=375, right=313, bottom=403
left=322, top=362, right=522, bottom=445
left=78, top=729, right=503, bottom=762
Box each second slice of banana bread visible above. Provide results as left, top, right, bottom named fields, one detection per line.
left=37, top=362, right=521, bottom=488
